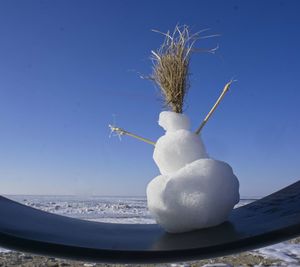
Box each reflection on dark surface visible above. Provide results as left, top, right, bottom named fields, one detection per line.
left=154, top=222, right=238, bottom=250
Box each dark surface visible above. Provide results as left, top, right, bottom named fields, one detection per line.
left=0, top=180, right=300, bottom=263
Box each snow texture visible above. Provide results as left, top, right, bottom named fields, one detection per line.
left=147, top=111, right=240, bottom=233
left=153, top=111, right=208, bottom=175
left=158, top=111, right=191, bottom=132
left=253, top=243, right=300, bottom=263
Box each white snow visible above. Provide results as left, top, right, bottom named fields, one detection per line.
left=153, top=112, right=208, bottom=175
left=252, top=243, right=300, bottom=263
left=0, top=248, right=9, bottom=253
left=158, top=111, right=191, bottom=132
left=202, top=264, right=233, bottom=267
left=147, top=111, right=240, bottom=233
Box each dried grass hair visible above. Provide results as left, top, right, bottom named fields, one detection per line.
left=149, top=25, right=218, bottom=113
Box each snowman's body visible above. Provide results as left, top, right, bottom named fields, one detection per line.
left=147, top=111, right=240, bottom=233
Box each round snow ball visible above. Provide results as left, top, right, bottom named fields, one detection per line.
left=153, top=129, right=208, bottom=175
left=147, top=158, right=240, bottom=233
left=158, top=111, right=190, bottom=132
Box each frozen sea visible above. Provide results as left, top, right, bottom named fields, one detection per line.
left=1, top=195, right=300, bottom=266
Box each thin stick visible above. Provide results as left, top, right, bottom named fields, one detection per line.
left=109, top=125, right=156, bottom=146
left=195, top=80, right=235, bottom=135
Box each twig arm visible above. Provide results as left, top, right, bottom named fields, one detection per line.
left=109, top=125, right=156, bottom=146
left=195, top=80, right=235, bottom=135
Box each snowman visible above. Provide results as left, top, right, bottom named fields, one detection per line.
left=109, top=25, right=240, bottom=233
left=109, top=87, right=240, bottom=233
left=147, top=110, right=239, bottom=233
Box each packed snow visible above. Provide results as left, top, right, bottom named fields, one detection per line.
left=147, top=111, right=240, bottom=233
left=153, top=112, right=208, bottom=175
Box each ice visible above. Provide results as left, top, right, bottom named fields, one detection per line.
left=148, top=111, right=240, bottom=233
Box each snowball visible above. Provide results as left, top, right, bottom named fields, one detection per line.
left=153, top=130, right=208, bottom=175
left=158, top=111, right=190, bottom=132
left=154, top=111, right=208, bottom=175
left=147, top=158, right=240, bottom=233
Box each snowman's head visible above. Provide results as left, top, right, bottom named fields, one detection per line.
left=158, top=111, right=190, bottom=132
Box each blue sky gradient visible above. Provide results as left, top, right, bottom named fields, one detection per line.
left=0, top=0, right=299, bottom=196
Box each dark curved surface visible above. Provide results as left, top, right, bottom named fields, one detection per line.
left=0, top=180, right=300, bottom=263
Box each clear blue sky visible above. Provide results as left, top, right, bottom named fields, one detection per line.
left=0, top=0, right=299, bottom=196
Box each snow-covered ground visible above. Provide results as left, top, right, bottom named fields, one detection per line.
left=5, top=195, right=154, bottom=224
left=252, top=242, right=300, bottom=265
left=1, top=195, right=299, bottom=266
left=0, top=248, right=9, bottom=253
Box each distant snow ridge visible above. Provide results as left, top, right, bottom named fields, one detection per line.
left=147, top=111, right=240, bottom=233
left=10, top=195, right=154, bottom=224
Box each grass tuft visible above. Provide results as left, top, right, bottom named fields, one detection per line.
left=149, top=25, right=199, bottom=113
